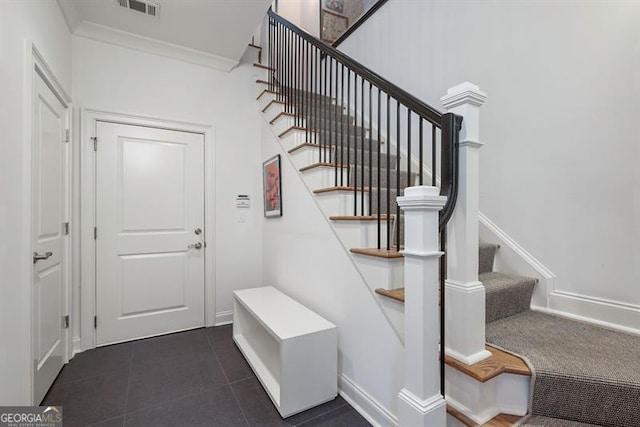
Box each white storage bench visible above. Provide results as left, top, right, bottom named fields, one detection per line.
left=232, top=286, right=337, bottom=418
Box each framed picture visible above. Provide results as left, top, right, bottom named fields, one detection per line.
left=263, top=154, right=282, bottom=217
left=321, top=9, right=348, bottom=43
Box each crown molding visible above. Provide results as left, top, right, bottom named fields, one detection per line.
left=56, top=0, right=82, bottom=33
left=74, top=21, right=238, bottom=72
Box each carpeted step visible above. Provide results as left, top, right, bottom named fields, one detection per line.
left=348, top=166, right=415, bottom=189
left=333, top=147, right=397, bottom=169
left=520, top=416, right=601, bottom=426
left=479, top=243, right=499, bottom=274
left=487, top=310, right=640, bottom=427
left=480, top=272, right=536, bottom=323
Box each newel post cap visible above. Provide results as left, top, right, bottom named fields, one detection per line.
left=397, top=186, right=446, bottom=211
left=441, top=82, right=487, bottom=110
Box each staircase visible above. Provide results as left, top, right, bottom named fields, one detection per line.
left=248, top=10, right=640, bottom=427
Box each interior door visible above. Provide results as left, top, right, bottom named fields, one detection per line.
left=32, top=72, right=67, bottom=404
left=95, top=122, right=205, bottom=346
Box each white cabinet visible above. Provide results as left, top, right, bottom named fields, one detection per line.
left=232, top=286, right=338, bottom=418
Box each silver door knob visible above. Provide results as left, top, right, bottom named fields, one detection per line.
left=187, top=243, right=202, bottom=250
left=194, top=228, right=202, bottom=235
left=33, top=251, right=52, bottom=264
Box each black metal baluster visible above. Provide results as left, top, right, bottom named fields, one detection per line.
left=407, top=111, right=412, bottom=190
left=322, top=56, right=328, bottom=163
left=396, top=102, right=401, bottom=250
left=340, top=64, right=345, bottom=187
left=368, top=82, right=372, bottom=216
left=346, top=69, right=351, bottom=192
left=353, top=74, right=358, bottom=216
left=377, top=88, right=381, bottom=248
left=386, top=95, right=390, bottom=251
left=360, top=77, right=365, bottom=216
left=268, top=19, right=272, bottom=91
left=329, top=57, right=334, bottom=183
left=432, top=125, right=437, bottom=187
left=419, top=118, right=424, bottom=185
left=333, top=59, right=339, bottom=187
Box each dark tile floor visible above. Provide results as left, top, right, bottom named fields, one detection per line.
left=43, top=325, right=371, bottom=427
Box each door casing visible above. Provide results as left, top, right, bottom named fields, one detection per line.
left=79, top=110, right=216, bottom=352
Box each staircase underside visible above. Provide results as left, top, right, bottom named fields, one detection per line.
left=487, top=310, right=640, bottom=427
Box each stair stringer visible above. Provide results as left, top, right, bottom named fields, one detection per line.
left=260, top=105, right=406, bottom=343
left=260, top=116, right=402, bottom=427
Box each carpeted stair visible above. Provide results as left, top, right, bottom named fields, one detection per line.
left=481, top=244, right=640, bottom=427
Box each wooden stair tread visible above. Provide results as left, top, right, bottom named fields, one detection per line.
left=375, top=288, right=405, bottom=302
left=257, top=89, right=278, bottom=100
left=329, top=215, right=394, bottom=221
left=278, top=126, right=319, bottom=138
left=445, top=345, right=531, bottom=383
left=313, top=186, right=370, bottom=194
left=350, top=248, right=403, bottom=258
left=447, top=405, right=523, bottom=426
left=299, top=162, right=347, bottom=172
left=248, top=43, right=262, bottom=49
left=271, top=111, right=296, bottom=125
left=288, top=142, right=319, bottom=153
left=253, top=63, right=274, bottom=71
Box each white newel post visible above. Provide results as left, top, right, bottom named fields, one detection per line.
left=440, top=82, right=491, bottom=365
left=397, top=186, right=447, bottom=427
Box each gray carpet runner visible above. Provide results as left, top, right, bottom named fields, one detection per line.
left=482, top=244, right=640, bottom=427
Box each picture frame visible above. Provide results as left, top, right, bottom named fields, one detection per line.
left=320, top=8, right=349, bottom=44
left=263, top=154, right=282, bottom=217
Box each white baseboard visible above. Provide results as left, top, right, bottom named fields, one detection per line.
left=540, top=291, right=640, bottom=335
left=479, top=212, right=556, bottom=308
left=338, top=374, right=398, bottom=427
left=72, top=337, right=81, bottom=357
left=215, top=310, right=233, bottom=326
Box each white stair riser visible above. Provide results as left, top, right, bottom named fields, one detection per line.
left=352, top=255, right=404, bottom=291
left=289, top=146, right=321, bottom=169
left=332, top=220, right=392, bottom=250
left=258, top=91, right=277, bottom=111
left=256, top=81, right=270, bottom=97
left=445, top=367, right=530, bottom=425
left=272, top=115, right=305, bottom=137
left=253, top=66, right=270, bottom=82
left=314, top=191, right=368, bottom=217
left=242, top=48, right=261, bottom=65
left=301, top=167, right=345, bottom=192
left=278, top=129, right=307, bottom=148
left=262, top=102, right=285, bottom=123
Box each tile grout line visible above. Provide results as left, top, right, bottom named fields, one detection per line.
left=121, top=343, right=135, bottom=426
left=293, top=402, right=349, bottom=427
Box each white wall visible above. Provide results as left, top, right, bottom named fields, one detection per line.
left=277, top=0, right=320, bottom=37
left=337, top=1, right=640, bottom=325
left=72, top=37, right=263, bottom=340
left=261, top=119, right=403, bottom=424
left=0, top=1, right=73, bottom=405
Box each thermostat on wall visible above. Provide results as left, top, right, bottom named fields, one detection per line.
left=236, top=195, right=250, bottom=208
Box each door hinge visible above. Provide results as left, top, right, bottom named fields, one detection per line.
left=65, top=129, right=70, bottom=143
left=64, top=222, right=70, bottom=235
left=94, top=316, right=97, bottom=329
left=91, top=136, right=97, bottom=151
left=94, top=226, right=97, bottom=240
left=64, top=315, right=70, bottom=329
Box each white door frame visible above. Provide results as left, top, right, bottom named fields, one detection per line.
left=80, top=109, right=216, bottom=352
left=23, top=42, right=72, bottom=404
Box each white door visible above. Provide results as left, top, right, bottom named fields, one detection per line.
left=95, top=122, right=205, bottom=346
left=32, top=72, right=67, bottom=404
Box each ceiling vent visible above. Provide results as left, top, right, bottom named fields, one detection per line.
left=116, top=0, right=160, bottom=18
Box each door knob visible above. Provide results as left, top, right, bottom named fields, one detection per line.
left=194, top=228, right=202, bottom=235
left=33, top=251, right=53, bottom=264
left=187, top=243, right=203, bottom=250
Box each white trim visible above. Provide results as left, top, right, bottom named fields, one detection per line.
left=74, top=21, right=238, bottom=72
left=440, top=82, right=487, bottom=109
left=445, top=346, right=492, bottom=366
left=479, top=212, right=556, bottom=309
left=215, top=310, right=233, bottom=326
left=79, top=109, right=216, bottom=351
left=539, top=294, right=640, bottom=335
left=72, top=337, right=81, bottom=357
left=338, top=374, right=398, bottom=427
left=24, top=41, right=73, bottom=405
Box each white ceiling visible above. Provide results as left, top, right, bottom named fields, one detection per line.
left=57, top=0, right=272, bottom=71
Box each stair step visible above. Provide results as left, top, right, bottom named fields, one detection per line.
left=253, top=63, right=274, bottom=71
left=313, top=186, right=369, bottom=194
left=479, top=243, right=500, bottom=274
left=329, top=215, right=395, bottom=221
left=519, top=416, right=600, bottom=426
left=334, top=147, right=397, bottom=169
left=447, top=406, right=524, bottom=427
left=349, top=166, right=416, bottom=188
left=350, top=247, right=403, bottom=258
left=445, top=345, right=531, bottom=383
left=248, top=43, right=262, bottom=50
left=299, top=162, right=347, bottom=173
left=481, top=272, right=537, bottom=323
left=487, top=310, right=640, bottom=426
left=375, top=287, right=405, bottom=302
